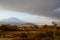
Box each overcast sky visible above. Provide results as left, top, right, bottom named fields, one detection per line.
left=0, top=0, right=60, bottom=25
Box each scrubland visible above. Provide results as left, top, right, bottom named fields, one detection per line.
left=0, top=22, right=60, bottom=40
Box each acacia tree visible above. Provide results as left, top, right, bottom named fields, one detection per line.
left=52, top=21, right=57, bottom=26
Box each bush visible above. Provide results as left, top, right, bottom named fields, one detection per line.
left=46, top=31, right=54, bottom=37
left=20, top=33, right=28, bottom=38
left=55, top=32, right=60, bottom=36
left=37, top=33, right=46, bottom=38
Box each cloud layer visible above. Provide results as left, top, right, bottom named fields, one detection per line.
left=0, top=0, right=60, bottom=23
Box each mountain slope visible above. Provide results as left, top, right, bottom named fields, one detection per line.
left=0, top=17, right=24, bottom=24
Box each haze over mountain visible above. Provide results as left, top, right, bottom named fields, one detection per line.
left=0, top=17, right=59, bottom=25
left=0, top=17, right=24, bottom=24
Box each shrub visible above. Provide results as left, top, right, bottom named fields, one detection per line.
left=37, top=33, right=46, bottom=38
left=20, top=33, right=28, bottom=38
left=46, top=31, right=54, bottom=37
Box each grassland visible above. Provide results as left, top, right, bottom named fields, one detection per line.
left=0, top=23, right=60, bottom=40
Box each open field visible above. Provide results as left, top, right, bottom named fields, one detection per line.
left=0, top=23, right=60, bottom=40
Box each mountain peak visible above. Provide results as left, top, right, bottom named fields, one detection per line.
left=7, top=17, right=20, bottom=21
left=0, top=17, right=24, bottom=24
left=8, top=17, right=18, bottom=19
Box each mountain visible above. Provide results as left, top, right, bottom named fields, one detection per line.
left=0, top=17, right=24, bottom=24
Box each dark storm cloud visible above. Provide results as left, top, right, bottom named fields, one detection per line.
left=0, top=0, right=60, bottom=18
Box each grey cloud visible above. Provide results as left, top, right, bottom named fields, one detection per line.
left=0, top=0, right=60, bottom=18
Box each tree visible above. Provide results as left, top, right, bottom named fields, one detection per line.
left=52, top=21, right=57, bottom=26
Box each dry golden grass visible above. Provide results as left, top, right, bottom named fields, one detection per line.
left=0, top=24, right=59, bottom=40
